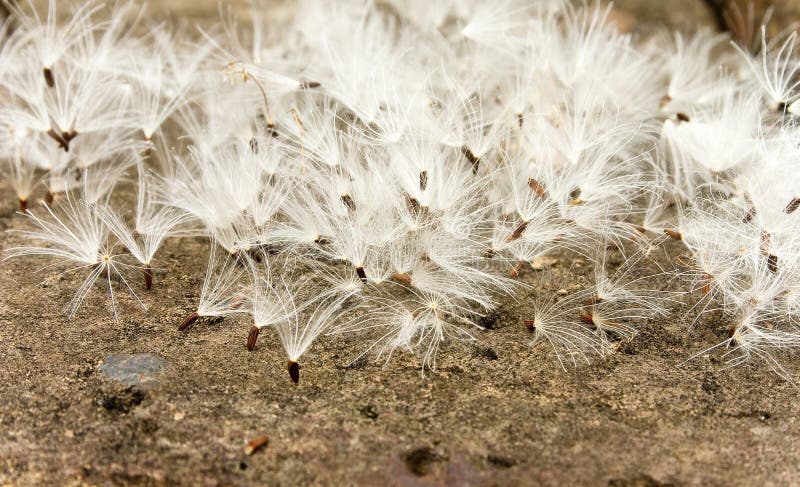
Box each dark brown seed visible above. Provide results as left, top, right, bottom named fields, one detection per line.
left=45, top=191, right=54, bottom=205
left=287, top=360, right=300, bottom=384
left=676, top=112, right=690, bottom=122
left=247, top=248, right=262, bottom=263
left=569, top=187, right=582, bottom=199
left=314, top=236, right=330, bottom=245
left=460, top=145, right=480, bottom=174
left=578, top=314, right=595, bottom=325
left=508, top=261, right=524, bottom=278
left=767, top=254, right=778, bottom=273
left=18, top=198, right=27, bottom=213
left=46, top=129, right=69, bottom=151
left=43, top=67, right=55, bottom=88
left=341, top=194, right=356, bottom=212
left=663, top=229, right=682, bottom=240
left=784, top=197, right=800, bottom=214
left=143, top=266, right=153, bottom=290
left=742, top=207, right=756, bottom=223
left=523, top=319, right=535, bottom=331
left=505, top=220, right=529, bottom=243
left=247, top=326, right=260, bottom=351
left=45, top=128, right=78, bottom=152
left=419, top=170, right=428, bottom=191
left=517, top=113, right=524, bottom=128
left=405, top=194, right=421, bottom=213
left=527, top=178, right=546, bottom=197
left=244, top=435, right=269, bottom=455
left=355, top=266, right=367, bottom=282
left=178, top=311, right=199, bottom=331
left=298, top=80, right=321, bottom=89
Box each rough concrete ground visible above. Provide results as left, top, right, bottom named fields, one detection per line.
left=2, top=192, right=800, bottom=486
left=2, top=1, right=800, bottom=486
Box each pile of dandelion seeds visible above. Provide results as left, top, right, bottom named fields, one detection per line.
left=2, top=0, right=800, bottom=383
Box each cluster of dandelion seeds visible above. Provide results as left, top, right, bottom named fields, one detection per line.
left=2, top=0, right=799, bottom=383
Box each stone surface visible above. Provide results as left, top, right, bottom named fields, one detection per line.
left=100, top=354, right=166, bottom=386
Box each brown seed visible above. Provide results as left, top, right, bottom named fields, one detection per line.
left=767, top=254, right=778, bottom=273
left=314, top=236, right=330, bottom=245
left=143, top=266, right=153, bottom=290
left=742, top=207, right=756, bottom=223
left=46, top=128, right=78, bottom=152
left=46, top=129, right=68, bottom=151
left=659, top=94, right=672, bottom=108
left=578, top=313, right=595, bottom=325
left=43, top=67, right=55, bottom=88
left=419, top=170, right=428, bottom=191
left=676, top=112, right=690, bottom=122
left=392, top=272, right=412, bottom=286
left=244, top=435, right=269, bottom=455
left=287, top=360, right=300, bottom=384
left=18, top=198, right=27, bottom=213
left=527, top=178, right=546, bottom=197
left=404, top=193, right=421, bottom=213
left=784, top=197, right=800, bottom=214
left=505, top=220, right=529, bottom=243
left=298, top=80, right=321, bottom=89
left=341, top=194, right=356, bottom=212
left=523, top=319, right=535, bottom=331
left=663, top=229, right=682, bottom=240
left=355, top=266, right=367, bottom=282
left=178, top=311, right=200, bottom=331
left=517, top=112, right=524, bottom=128
left=247, top=326, right=260, bottom=351
left=460, top=145, right=480, bottom=174
left=508, top=261, right=524, bottom=278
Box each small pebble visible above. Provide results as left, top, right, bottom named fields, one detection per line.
left=100, top=354, right=166, bottom=386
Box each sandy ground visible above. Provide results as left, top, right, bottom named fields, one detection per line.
left=3, top=1, right=800, bottom=486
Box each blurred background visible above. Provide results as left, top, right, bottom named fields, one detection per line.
left=4, top=0, right=800, bottom=35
